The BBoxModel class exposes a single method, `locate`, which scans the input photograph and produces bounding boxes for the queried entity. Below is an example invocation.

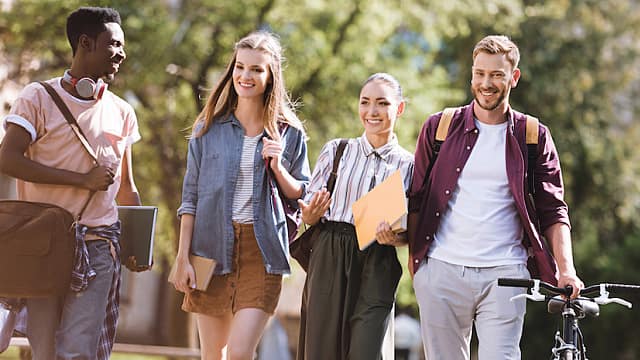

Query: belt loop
[109,241,117,262]
[232,221,240,238]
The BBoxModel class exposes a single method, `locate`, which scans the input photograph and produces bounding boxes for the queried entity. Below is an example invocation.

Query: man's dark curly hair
[66,7,121,55]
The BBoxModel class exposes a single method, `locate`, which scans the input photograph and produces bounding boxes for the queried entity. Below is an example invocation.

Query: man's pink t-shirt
[3,78,140,227]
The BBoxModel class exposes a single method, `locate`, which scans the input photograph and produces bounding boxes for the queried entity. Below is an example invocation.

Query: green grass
[111,355,167,360]
[0,347,169,360]
[0,347,20,359]
[0,346,29,360]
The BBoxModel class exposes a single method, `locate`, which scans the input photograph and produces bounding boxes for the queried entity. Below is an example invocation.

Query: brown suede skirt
[182,222,282,316]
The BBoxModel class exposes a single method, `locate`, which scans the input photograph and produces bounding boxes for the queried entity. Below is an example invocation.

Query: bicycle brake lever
[510,293,545,302]
[611,298,632,308]
[509,279,545,302]
[594,297,632,309]
[592,284,633,308]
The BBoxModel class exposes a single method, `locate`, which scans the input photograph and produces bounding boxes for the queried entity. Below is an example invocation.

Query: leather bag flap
[0,212,55,256]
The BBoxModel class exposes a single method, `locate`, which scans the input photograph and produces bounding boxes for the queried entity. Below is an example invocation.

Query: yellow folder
[352,169,408,250]
[168,254,216,291]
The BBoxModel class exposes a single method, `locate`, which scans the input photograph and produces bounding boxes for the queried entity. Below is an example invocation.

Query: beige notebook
[168,254,216,291]
[352,170,408,250]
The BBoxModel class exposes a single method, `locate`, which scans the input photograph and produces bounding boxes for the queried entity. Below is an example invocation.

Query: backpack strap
[525,115,539,145]
[525,115,539,197]
[326,139,348,194]
[435,107,456,142]
[432,107,456,162]
[418,107,457,193]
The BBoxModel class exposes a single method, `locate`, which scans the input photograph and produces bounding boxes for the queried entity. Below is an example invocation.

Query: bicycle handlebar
[498,278,572,296]
[581,283,640,296]
[497,278,534,288]
[498,278,639,357]
[498,278,640,296]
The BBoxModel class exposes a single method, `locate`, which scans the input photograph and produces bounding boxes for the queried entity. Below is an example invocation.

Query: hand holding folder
[351,170,408,250]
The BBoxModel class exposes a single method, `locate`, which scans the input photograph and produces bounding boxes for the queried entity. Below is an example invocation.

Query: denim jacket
[177,114,310,275]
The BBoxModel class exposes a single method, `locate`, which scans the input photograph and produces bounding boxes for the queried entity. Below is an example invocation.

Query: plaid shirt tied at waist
[71,222,120,292]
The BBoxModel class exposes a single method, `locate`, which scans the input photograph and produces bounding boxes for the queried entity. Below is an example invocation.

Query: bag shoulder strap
[435,107,456,142]
[525,115,539,145]
[326,139,348,195]
[417,107,458,193]
[38,81,98,163]
[522,114,542,240]
[525,114,539,199]
[38,81,97,221]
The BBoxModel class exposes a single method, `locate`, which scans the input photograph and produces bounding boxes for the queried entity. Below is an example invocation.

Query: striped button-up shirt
[306,134,414,224]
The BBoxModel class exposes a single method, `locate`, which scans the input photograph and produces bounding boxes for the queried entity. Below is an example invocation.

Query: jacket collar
[463,100,516,135]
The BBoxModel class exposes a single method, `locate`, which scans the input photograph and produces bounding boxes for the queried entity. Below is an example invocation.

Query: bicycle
[497,277,640,360]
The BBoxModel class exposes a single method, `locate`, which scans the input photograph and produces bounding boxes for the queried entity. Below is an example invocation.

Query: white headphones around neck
[62,70,107,100]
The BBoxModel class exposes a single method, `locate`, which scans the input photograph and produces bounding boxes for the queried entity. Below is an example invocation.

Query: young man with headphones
[0,7,142,360]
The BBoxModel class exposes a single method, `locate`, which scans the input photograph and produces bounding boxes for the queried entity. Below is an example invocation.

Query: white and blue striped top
[232,134,261,223]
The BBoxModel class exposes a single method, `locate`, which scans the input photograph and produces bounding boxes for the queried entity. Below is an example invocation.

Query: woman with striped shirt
[171,31,310,360]
[297,73,414,360]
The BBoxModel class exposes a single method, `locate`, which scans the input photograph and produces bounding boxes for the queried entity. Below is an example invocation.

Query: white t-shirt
[3,78,140,227]
[429,119,527,267]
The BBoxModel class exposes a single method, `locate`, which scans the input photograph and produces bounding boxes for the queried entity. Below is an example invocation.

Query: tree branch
[256,0,276,27]
[191,25,223,112]
[293,1,362,97]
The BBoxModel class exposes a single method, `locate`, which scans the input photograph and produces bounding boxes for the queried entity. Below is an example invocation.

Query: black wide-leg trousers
[297,221,402,360]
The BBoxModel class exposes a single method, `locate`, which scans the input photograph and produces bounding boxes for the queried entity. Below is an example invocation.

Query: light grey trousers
[413,257,530,360]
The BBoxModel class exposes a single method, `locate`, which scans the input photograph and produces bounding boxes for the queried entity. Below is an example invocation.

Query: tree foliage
[2,0,640,356]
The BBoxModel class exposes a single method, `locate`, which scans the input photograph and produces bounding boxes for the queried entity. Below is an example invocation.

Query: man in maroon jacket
[407,35,583,360]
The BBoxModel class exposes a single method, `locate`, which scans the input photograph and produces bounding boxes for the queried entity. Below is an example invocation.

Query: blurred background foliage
[2,0,640,358]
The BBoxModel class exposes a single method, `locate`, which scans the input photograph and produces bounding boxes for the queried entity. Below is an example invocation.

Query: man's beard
[471,85,507,111]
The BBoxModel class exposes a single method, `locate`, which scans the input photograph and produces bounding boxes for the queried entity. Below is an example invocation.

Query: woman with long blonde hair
[171,31,310,360]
